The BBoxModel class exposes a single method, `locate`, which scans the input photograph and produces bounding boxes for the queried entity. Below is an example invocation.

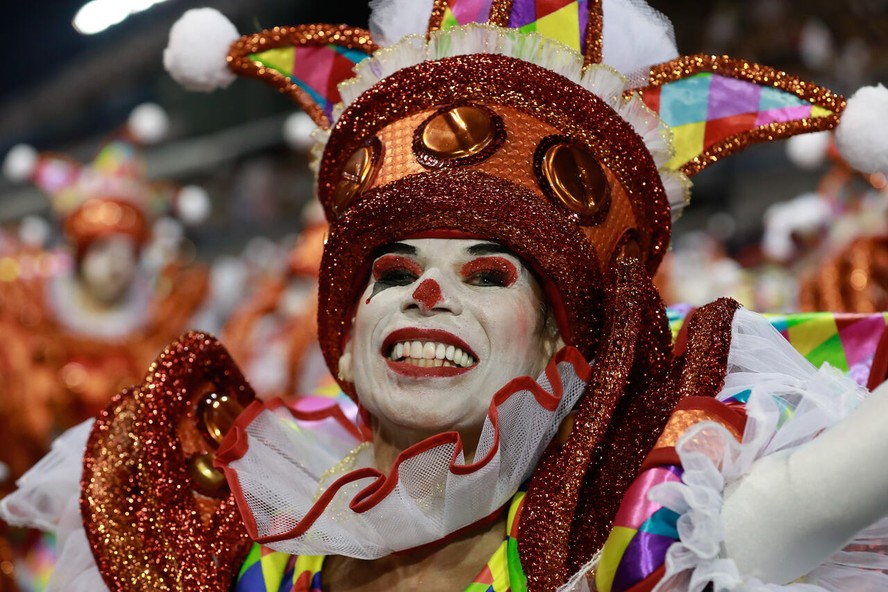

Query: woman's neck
[370,419,482,472]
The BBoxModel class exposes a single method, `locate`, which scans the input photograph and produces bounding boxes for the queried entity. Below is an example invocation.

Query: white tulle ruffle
[219,346,590,559]
[0,420,110,592]
[649,308,888,591]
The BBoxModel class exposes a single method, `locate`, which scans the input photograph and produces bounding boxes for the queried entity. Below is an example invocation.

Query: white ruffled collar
[46,269,155,340]
[216,346,592,559]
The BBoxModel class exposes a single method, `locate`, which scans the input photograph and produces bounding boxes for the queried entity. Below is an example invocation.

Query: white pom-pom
[176,185,211,224]
[283,111,318,151]
[786,131,831,170]
[18,215,51,248]
[762,193,830,261]
[835,84,888,175]
[152,216,184,242]
[163,8,240,92]
[127,103,169,144]
[3,144,38,182]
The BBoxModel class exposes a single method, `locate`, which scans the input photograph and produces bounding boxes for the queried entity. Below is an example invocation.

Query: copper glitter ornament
[189,452,229,497]
[318,55,672,268]
[197,390,247,445]
[82,332,254,591]
[616,236,642,262]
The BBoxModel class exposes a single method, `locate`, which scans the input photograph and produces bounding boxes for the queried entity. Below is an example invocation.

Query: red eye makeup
[372,255,423,282]
[460,256,518,287]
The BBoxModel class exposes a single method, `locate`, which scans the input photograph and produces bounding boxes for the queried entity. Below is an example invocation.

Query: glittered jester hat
[162,0,883,375]
[3,103,210,260]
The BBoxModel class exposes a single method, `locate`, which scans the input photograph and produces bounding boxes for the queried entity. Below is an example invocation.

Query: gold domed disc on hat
[541,143,611,221]
[188,452,228,496]
[331,137,382,216]
[421,105,496,159]
[196,390,244,445]
[413,104,505,169]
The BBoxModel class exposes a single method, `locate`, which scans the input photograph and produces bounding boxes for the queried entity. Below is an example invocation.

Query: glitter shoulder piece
[81,332,256,591]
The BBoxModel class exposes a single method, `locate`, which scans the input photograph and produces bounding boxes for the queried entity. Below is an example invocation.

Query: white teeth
[388,340,476,367]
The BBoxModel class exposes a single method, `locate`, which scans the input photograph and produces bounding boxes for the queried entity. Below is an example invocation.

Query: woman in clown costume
[4,1,888,591]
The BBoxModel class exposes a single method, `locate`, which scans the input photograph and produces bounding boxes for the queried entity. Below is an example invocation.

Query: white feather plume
[601,0,678,77]
[368,0,434,47]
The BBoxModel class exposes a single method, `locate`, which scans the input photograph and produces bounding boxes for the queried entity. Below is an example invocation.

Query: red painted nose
[412,278,443,310]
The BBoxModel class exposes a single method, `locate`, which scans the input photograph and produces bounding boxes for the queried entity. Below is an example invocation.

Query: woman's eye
[460,257,518,288]
[466,269,510,287]
[376,268,418,286]
[372,256,422,288]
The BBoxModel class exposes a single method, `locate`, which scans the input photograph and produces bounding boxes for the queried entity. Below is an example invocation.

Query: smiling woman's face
[340,238,560,438]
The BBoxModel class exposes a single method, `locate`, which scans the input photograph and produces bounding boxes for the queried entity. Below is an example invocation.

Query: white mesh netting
[225,347,590,559]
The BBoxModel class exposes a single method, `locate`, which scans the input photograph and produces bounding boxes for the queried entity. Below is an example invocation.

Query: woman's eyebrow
[373,242,418,257]
[466,243,514,257]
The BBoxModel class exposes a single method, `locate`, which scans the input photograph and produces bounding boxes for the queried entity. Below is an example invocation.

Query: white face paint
[79,235,138,306]
[341,238,559,439]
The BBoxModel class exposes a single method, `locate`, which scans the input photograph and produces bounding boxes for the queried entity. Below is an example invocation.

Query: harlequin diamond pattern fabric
[439,0,589,53]
[641,72,836,171]
[251,44,369,120]
[667,307,888,387]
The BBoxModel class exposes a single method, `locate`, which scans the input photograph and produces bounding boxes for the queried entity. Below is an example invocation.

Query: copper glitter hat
[165,1,845,379]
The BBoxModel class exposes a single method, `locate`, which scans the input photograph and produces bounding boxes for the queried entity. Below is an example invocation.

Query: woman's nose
[403,274,463,315]
[412,278,443,310]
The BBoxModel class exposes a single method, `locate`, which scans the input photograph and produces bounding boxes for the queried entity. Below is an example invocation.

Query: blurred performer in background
[777,128,888,313]
[0,103,212,492]
[222,209,337,400]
